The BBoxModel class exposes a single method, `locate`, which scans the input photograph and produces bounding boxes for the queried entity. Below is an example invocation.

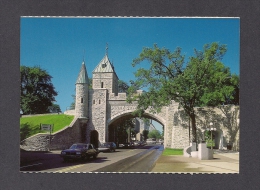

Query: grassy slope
[162,148,183,156]
[20,114,74,140]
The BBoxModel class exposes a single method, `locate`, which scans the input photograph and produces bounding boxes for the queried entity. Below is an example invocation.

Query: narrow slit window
[99,100,101,104]
[93,100,95,104]
[81,98,83,103]
[101,82,104,88]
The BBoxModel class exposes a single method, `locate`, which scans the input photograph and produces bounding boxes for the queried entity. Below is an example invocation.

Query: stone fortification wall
[170,105,240,151]
[20,118,87,151]
[108,101,138,122]
[164,102,177,147]
[109,92,126,100]
[171,113,190,148]
[64,109,75,115]
[87,89,107,143]
[75,83,88,118]
[93,73,118,94]
[20,133,52,151]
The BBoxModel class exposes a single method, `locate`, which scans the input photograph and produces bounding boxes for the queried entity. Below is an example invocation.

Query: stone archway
[107,111,165,144]
[90,130,99,148]
[108,110,166,128]
[203,130,223,149]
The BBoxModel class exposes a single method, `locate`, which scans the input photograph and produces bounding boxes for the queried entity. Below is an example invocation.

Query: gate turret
[75,61,89,119]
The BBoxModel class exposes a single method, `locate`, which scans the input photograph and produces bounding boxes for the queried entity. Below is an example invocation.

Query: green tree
[142,129,149,140]
[117,118,135,143]
[88,78,93,89]
[118,80,130,93]
[21,66,58,114]
[223,74,239,105]
[69,95,76,110]
[127,42,238,143]
[148,129,161,140]
[48,103,61,113]
[20,123,31,141]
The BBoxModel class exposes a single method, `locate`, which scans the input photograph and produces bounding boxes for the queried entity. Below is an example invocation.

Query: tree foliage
[127,42,239,142]
[116,118,135,143]
[217,105,240,150]
[118,80,130,93]
[142,129,149,140]
[69,95,76,110]
[20,66,58,114]
[148,129,162,140]
[48,103,61,113]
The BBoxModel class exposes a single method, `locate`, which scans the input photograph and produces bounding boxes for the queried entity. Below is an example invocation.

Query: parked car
[121,142,134,149]
[118,143,125,148]
[98,142,116,152]
[60,143,99,162]
[159,139,164,144]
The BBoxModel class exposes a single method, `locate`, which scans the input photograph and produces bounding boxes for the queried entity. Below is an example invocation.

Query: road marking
[20,163,43,169]
[55,164,86,172]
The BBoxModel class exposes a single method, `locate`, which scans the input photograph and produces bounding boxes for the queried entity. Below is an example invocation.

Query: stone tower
[92,53,119,94]
[87,52,119,144]
[75,61,89,118]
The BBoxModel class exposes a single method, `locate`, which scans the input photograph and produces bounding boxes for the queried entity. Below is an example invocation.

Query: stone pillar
[198,142,213,160]
[190,142,196,151]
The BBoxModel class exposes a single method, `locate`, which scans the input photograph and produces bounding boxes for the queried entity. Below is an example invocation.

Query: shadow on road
[20,145,162,172]
[20,150,110,171]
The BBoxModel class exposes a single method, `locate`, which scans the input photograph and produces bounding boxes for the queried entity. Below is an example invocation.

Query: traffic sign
[41,124,52,131]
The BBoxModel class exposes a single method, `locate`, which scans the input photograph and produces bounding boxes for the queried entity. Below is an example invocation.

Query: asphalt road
[20,144,163,172]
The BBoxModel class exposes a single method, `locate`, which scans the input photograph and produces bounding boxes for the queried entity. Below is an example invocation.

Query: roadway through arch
[107,111,166,144]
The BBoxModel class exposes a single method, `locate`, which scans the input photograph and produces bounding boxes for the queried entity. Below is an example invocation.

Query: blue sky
[20,17,240,131]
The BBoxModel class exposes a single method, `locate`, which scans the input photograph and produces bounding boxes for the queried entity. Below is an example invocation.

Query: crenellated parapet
[108,92,127,100]
[28,50,239,151]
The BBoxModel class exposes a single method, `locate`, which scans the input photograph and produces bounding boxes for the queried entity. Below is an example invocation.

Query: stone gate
[20,52,239,151]
[70,52,190,149]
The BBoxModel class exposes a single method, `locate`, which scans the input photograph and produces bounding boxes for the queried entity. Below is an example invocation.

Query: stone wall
[20,118,88,151]
[92,73,118,94]
[87,89,107,143]
[20,133,51,151]
[75,83,88,118]
[64,109,75,115]
[109,92,127,100]
[170,105,240,150]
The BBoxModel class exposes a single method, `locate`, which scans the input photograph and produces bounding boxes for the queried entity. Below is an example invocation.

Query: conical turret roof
[92,54,115,73]
[76,61,89,84]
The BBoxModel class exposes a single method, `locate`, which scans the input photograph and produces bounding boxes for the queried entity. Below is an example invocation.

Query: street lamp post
[209,122,216,150]
[202,129,205,143]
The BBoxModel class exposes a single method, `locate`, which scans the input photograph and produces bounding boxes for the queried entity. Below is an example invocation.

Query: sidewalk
[151,151,239,173]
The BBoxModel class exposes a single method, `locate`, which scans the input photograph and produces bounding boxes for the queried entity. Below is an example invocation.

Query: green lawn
[162,148,183,156]
[20,114,74,140]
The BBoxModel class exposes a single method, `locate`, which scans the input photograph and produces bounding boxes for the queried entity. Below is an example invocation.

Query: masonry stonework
[20,54,239,151]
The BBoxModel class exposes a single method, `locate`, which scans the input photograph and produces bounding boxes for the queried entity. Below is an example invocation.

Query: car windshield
[70,144,84,149]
